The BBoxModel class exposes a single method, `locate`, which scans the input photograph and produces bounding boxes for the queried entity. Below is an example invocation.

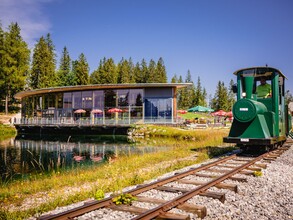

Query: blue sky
[1,0,293,98]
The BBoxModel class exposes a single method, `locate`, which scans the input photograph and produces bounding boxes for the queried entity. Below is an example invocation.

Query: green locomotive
[224,67,292,150]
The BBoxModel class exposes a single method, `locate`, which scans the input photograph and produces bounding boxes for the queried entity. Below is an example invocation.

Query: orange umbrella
[91,109,103,114]
[177,110,187,114]
[212,110,227,117]
[74,109,86,114]
[107,108,123,113]
[226,111,233,117]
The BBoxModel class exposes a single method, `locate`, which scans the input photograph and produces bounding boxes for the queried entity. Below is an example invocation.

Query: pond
[0,134,170,183]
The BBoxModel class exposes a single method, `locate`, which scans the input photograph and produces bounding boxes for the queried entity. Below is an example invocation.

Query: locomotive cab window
[256,76,272,98]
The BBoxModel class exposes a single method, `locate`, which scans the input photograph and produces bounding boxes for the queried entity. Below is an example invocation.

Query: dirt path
[0,113,20,125]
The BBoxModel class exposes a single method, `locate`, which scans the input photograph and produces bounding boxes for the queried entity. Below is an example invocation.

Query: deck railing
[13,117,178,126]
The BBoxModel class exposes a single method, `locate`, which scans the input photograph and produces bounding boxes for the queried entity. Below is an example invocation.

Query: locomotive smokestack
[244,76,254,99]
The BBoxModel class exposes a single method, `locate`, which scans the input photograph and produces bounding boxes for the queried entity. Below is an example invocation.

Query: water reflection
[0,135,169,183]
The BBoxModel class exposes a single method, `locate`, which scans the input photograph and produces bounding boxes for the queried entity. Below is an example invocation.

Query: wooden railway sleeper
[239,170,255,175]
[206,168,228,173]
[232,158,253,162]
[245,166,262,171]
[253,163,267,168]
[110,205,190,220]
[155,186,226,203]
[216,164,237,169]
[177,179,238,193]
[135,196,207,219]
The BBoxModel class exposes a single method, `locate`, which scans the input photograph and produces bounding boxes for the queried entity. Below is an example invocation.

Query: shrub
[112,193,136,205]
[94,189,105,200]
[253,171,262,177]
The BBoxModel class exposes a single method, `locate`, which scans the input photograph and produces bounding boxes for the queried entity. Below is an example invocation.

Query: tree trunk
[5,94,8,115]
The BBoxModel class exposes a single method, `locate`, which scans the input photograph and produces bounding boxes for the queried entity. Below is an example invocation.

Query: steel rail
[132,150,274,220]
[38,154,238,220]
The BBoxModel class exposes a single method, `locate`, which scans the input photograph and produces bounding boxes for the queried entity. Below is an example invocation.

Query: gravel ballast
[37,145,293,220]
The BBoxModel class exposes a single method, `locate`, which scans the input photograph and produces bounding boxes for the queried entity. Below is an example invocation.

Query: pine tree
[128,57,135,83]
[177,75,184,109]
[201,88,207,107]
[185,70,192,83]
[194,76,202,106]
[90,59,102,84]
[171,74,178,83]
[156,57,167,83]
[57,46,71,86]
[0,23,30,114]
[146,59,156,83]
[185,70,196,108]
[140,59,148,83]
[0,23,4,108]
[227,79,236,110]
[193,76,207,107]
[117,58,130,83]
[133,62,143,83]
[211,81,229,111]
[74,53,89,85]
[178,71,196,109]
[99,58,117,84]
[68,60,78,86]
[30,34,56,89]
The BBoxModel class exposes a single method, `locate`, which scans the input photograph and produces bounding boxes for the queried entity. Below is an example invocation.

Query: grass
[131,124,229,141]
[178,112,213,121]
[0,127,233,219]
[0,113,17,141]
[0,124,16,141]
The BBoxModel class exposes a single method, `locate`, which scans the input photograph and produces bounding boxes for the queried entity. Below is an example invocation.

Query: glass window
[56,93,63,109]
[93,90,104,110]
[62,109,72,118]
[72,92,82,109]
[22,97,33,117]
[44,94,55,109]
[33,96,42,110]
[82,91,93,109]
[63,93,72,109]
[33,96,42,117]
[129,89,143,106]
[145,98,158,119]
[145,98,172,122]
[118,89,129,107]
[129,106,143,123]
[104,90,117,108]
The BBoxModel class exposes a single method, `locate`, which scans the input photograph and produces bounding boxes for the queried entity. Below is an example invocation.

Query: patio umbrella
[188,106,214,112]
[91,109,103,114]
[226,111,233,117]
[74,109,86,114]
[177,110,187,114]
[107,108,123,113]
[212,110,227,117]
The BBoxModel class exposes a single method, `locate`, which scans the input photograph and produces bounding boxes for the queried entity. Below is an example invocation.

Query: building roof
[14,83,192,99]
[233,66,287,79]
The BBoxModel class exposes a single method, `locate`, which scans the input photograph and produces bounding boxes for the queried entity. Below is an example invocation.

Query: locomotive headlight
[242,92,246,98]
[233,99,267,122]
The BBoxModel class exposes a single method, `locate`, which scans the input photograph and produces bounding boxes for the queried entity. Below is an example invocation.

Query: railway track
[38,146,290,220]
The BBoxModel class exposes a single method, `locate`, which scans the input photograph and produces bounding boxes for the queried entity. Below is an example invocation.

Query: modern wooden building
[14,83,190,135]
